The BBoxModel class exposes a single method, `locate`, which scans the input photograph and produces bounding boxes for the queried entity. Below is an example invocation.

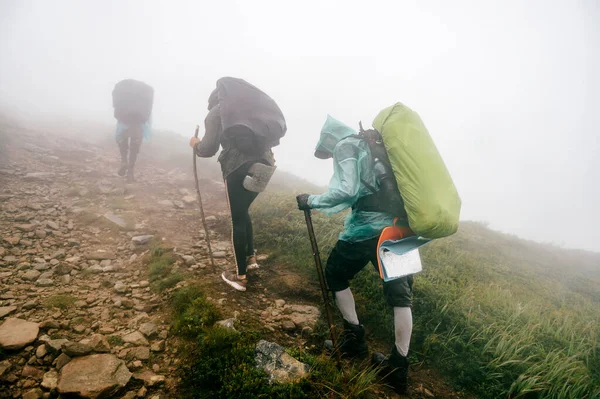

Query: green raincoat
[308,116,394,242]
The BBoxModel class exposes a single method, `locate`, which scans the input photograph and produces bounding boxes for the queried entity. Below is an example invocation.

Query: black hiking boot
[372,346,409,395]
[324,320,368,359]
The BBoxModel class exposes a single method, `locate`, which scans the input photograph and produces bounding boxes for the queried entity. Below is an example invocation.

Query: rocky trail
[0,128,324,399]
[0,126,468,399]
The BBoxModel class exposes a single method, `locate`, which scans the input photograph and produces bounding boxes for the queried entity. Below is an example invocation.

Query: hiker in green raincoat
[296,116,414,394]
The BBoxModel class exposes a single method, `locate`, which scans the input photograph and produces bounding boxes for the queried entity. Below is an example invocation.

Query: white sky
[1,0,599,251]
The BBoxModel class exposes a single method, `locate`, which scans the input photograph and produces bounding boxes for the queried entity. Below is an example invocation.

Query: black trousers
[325,237,414,307]
[225,162,260,275]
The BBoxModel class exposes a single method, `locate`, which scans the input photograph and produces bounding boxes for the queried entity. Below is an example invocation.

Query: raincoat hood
[314,115,357,159]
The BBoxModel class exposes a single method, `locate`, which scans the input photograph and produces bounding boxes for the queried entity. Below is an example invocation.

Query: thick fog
[1,0,598,252]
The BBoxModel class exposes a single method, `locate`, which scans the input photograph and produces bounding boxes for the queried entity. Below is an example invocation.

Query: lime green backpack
[372,103,461,238]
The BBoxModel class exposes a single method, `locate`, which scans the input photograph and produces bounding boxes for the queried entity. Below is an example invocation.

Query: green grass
[250,192,600,399]
[169,284,383,398]
[147,245,183,291]
[43,294,77,310]
[107,335,125,347]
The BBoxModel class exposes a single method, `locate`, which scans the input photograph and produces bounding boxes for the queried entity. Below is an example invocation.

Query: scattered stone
[22,300,37,310]
[46,339,70,353]
[281,320,296,332]
[0,359,11,377]
[216,318,236,331]
[62,341,93,357]
[15,223,36,232]
[22,388,44,399]
[119,346,150,361]
[182,195,196,205]
[88,334,111,353]
[36,344,48,358]
[86,250,116,260]
[138,386,148,397]
[55,353,71,371]
[35,229,47,239]
[23,172,55,180]
[150,341,165,353]
[0,305,17,319]
[122,331,149,346]
[275,299,286,308]
[46,221,59,230]
[39,320,60,330]
[133,370,166,387]
[138,323,158,338]
[213,251,227,258]
[157,200,174,207]
[57,354,132,398]
[255,340,308,384]
[55,262,73,275]
[132,235,154,245]
[22,270,41,281]
[139,280,149,288]
[0,318,39,350]
[114,281,129,294]
[181,255,195,265]
[36,278,54,287]
[22,365,45,379]
[41,370,59,390]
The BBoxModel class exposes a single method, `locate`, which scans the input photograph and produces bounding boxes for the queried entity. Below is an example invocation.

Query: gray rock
[46,221,59,230]
[41,369,59,390]
[132,370,166,387]
[157,200,174,207]
[150,341,165,352]
[122,331,149,346]
[0,318,39,350]
[36,278,54,287]
[88,334,111,353]
[0,305,17,319]
[86,250,116,260]
[281,320,296,332]
[132,235,154,245]
[15,223,36,232]
[55,353,71,370]
[255,340,309,384]
[46,339,70,353]
[57,354,132,398]
[119,346,150,360]
[0,359,11,377]
[182,195,196,205]
[55,262,73,275]
[138,323,158,338]
[36,344,48,358]
[181,255,195,265]
[114,281,129,294]
[216,318,236,331]
[213,251,227,259]
[62,341,93,357]
[22,269,41,281]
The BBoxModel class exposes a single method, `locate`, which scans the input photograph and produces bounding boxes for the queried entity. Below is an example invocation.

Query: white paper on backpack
[378,247,423,281]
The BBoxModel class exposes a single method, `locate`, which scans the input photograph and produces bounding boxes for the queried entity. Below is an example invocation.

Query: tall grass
[251,192,600,399]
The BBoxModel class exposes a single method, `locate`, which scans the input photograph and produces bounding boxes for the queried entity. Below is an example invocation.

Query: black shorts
[325,237,413,307]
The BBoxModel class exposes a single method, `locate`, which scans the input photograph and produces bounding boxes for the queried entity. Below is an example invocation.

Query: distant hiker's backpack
[214,77,286,155]
[370,103,461,239]
[112,79,154,125]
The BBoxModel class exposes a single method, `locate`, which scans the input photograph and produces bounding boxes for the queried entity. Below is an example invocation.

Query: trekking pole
[192,125,216,272]
[303,209,343,368]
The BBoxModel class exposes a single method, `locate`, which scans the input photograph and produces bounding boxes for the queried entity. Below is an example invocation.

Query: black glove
[296,194,311,210]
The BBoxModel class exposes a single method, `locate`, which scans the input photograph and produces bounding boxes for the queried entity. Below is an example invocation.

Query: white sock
[335,288,360,325]
[394,307,413,357]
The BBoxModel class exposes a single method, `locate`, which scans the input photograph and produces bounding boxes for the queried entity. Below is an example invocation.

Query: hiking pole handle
[192,125,216,272]
[303,209,342,367]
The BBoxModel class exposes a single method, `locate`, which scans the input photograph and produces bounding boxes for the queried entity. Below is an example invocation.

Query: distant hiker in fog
[189,77,286,292]
[296,116,414,395]
[112,79,154,182]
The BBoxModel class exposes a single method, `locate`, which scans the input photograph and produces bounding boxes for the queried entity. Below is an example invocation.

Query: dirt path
[0,128,470,399]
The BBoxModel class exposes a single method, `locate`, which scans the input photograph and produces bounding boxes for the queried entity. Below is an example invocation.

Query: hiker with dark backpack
[112,79,154,183]
[296,107,460,394]
[189,77,286,292]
